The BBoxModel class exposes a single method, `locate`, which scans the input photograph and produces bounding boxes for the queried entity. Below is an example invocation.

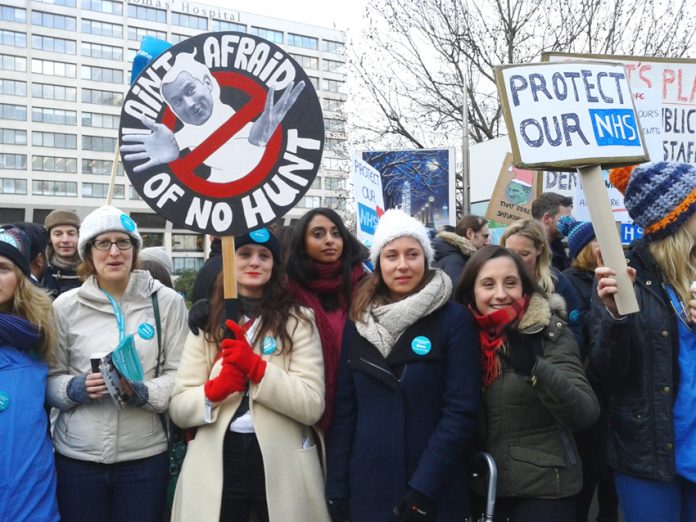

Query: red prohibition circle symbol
[161,71,283,199]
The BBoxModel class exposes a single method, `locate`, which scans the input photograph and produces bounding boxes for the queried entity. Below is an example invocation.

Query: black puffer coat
[589,238,679,481]
[432,231,477,287]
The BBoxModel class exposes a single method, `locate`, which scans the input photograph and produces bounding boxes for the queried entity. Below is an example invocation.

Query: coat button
[556,322,562,328]
[664,386,671,393]
[661,330,669,337]
[646,280,652,286]
[549,332,555,337]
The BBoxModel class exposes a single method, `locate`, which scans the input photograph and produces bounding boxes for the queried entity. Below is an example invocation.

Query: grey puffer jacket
[481,293,599,499]
[48,271,188,463]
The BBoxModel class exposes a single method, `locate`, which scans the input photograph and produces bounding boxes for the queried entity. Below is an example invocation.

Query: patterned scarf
[470,295,529,386]
[0,313,41,352]
[287,260,364,434]
[356,270,452,359]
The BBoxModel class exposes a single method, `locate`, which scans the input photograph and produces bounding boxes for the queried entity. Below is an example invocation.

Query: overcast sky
[207,0,369,34]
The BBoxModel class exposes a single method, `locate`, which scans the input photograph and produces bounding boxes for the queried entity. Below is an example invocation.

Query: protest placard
[496,61,645,314]
[544,52,696,164]
[496,61,649,170]
[351,155,385,247]
[485,153,539,225]
[119,32,324,236]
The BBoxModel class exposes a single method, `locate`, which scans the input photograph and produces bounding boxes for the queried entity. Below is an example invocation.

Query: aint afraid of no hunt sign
[119,32,324,235]
[496,61,649,170]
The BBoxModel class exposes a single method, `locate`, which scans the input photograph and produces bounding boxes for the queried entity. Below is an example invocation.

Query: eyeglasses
[92,238,134,251]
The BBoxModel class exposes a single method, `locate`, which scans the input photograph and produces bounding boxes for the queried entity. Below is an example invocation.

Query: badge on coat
[262,336,277,355]
[411,336,432,356]
[0,391,9,412]
[138,323,156,340]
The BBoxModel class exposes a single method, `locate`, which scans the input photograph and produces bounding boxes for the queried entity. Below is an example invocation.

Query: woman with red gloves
[169,229,329,522]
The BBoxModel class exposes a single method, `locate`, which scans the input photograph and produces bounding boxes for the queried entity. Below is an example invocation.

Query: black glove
[188,299,210,335]
[394,489,436,521]
[503,327,540,376]
[327,498,349,522]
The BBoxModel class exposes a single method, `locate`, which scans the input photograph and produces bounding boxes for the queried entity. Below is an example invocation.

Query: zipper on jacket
[358,357,400,383]
[554,467,561,496]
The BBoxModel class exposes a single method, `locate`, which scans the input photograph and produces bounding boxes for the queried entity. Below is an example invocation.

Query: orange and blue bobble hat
[609,162,696,241]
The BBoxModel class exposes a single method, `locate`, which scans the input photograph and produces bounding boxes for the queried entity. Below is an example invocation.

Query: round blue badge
[120,213,136,232]
[138,323,155,340]
[0,391,9,412]
[262,336,277,355]
[569,309,581,324]
[250,228,270,243]
[411,336,432,356]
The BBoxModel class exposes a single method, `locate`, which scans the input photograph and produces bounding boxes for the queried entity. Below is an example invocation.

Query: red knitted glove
[204,363,247,402]
[221,319,267,383]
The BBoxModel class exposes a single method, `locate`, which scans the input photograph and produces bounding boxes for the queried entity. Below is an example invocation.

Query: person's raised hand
[594,245,636,318]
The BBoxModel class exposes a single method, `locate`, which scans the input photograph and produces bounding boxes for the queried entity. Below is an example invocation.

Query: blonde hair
[571,241,599,272]
[5,265,56,363]
[648,227,696,307]
[501,219,556,293]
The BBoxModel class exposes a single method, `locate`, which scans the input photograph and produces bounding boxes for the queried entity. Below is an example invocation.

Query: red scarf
[470,295,529,386]
[287,260,364,434]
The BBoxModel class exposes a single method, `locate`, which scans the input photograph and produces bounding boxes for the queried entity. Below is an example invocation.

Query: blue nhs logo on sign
[589,109,641,147]
[359,203,379,235]
[620,223,643,245]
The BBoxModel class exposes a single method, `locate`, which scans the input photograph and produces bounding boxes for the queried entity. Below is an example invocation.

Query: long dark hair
[205,251,310,353]
[285,208,364,310]
[454,246,545,309]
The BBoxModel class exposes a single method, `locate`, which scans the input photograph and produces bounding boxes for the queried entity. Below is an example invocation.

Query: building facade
[0,0,348,272]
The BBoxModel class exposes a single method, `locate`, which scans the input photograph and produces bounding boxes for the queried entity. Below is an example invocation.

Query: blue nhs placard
[359,203,379,236]
[620,223,643,245]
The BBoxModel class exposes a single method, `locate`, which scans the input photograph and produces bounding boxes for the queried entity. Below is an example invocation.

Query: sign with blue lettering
[351,155,385,247]
[495,61,649,170]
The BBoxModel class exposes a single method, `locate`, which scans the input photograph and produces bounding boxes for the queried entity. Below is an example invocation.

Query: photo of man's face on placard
[119,32,324,235]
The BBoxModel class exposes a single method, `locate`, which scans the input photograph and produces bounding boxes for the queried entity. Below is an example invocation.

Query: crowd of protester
[2,161,696,522]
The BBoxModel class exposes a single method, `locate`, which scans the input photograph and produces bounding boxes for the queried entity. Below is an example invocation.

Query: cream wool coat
[169,311,330,522]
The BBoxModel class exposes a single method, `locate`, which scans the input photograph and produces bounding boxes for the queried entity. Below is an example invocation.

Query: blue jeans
[614,471,696,522]
[55,452,168,522]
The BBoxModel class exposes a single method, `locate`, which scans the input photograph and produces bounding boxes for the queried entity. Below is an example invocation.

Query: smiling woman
[326,209,481,521]
[47,205,189,522]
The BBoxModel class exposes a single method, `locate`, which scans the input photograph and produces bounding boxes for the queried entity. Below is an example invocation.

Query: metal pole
[462,72,470,216]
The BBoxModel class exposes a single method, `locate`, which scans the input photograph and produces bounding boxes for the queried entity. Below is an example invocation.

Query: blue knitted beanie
[610,162,696,240]
[557,216,596,260]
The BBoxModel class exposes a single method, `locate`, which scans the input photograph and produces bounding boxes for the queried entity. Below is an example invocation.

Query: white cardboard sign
[496,61,649,170]
[351,155,385,247]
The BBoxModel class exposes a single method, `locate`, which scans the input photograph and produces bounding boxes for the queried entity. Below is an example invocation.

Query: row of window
[0,133,116,151]
[2,31,124,60]
[0,5,345,53]
[1,105,119,128]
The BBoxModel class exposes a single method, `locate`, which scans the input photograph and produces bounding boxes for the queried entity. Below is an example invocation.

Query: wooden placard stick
[221,236,239,327]
[578,165,639,315]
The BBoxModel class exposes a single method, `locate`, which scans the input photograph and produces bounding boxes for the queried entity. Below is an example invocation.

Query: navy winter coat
[326,301,481,521]
[589,239,680,481]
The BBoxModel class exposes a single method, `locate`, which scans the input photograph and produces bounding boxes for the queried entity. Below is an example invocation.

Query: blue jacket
[0,345,59,521]
[326,301,481,520]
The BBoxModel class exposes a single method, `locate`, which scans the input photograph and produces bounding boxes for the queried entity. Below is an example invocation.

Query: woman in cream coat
[169,229,329,522]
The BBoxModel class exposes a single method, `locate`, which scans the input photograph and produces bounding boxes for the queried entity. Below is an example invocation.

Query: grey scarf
[356,269,452,358]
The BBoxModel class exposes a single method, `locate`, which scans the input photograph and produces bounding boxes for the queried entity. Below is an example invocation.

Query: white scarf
[356,270,452,359]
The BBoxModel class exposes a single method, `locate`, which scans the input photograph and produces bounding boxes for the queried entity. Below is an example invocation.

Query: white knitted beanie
[78,205,143,259]
[369,208,434,267]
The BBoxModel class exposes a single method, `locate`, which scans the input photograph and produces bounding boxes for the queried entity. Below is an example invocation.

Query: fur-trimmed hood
[433,231,477,259]
[518,292,567,333]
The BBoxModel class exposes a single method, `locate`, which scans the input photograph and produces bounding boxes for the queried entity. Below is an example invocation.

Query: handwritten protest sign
[351,156,385,247]
[544,53,696,165]
[496,61,649,170]
[496,60,642,314]
[485,153,539,225]
[119,32,324,236]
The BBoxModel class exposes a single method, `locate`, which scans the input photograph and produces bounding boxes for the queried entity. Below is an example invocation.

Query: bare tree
[349,0,696,213]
